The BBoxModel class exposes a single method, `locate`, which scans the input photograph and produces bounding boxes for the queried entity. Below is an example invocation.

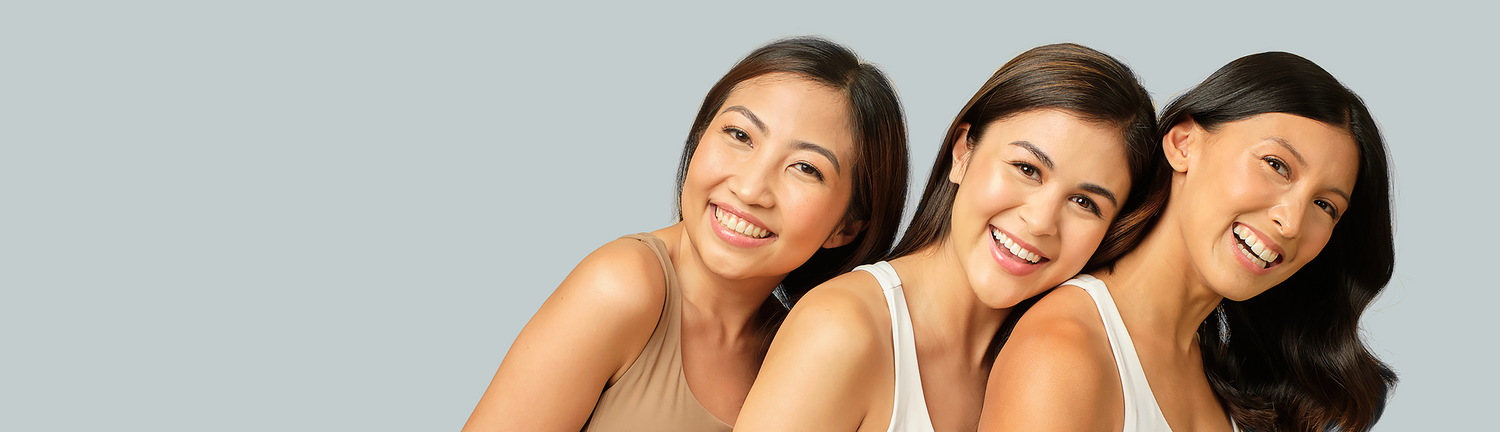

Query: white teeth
[1232,224,1280,266]
[991,227,1041,264]
[714,207,770,239]
[1238,243,1267,268]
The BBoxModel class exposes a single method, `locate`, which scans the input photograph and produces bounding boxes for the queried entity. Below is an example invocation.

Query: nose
[1268,197,1304,239]
[1018,197,1059,237]
[726,153,777,208]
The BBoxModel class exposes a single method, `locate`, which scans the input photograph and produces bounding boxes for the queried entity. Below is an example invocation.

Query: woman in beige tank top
[461,37,911,432]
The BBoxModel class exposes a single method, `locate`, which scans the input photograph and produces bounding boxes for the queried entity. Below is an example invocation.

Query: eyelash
[1264,156,1290,178]
[1070,196,1102,217]
[792,162,825,182]
[1314,199,1339,219]
[723,126,752,145]
[1012,162,1041,182]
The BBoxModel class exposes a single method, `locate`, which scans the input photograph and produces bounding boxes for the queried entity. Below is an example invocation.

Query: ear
[823,219,867,249]
[948,123,974,184]
[1162,118,1200,173]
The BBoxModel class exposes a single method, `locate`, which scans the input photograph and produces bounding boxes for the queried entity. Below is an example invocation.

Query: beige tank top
[581,233,733,432]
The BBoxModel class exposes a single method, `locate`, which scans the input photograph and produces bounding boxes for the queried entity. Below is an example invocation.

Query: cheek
[684,145,732,190]
[785,189,848,234]
[1293,225,1336,264]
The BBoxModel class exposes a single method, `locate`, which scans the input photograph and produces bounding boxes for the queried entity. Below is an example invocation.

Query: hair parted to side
[673,36,909,307]
[1158,52,1397,432]
[889,43,1160,273]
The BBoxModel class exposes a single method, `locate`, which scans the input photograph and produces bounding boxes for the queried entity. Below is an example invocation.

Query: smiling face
[947,109,1132,309]
[679,73,860,282]
[1166,112,1360,300]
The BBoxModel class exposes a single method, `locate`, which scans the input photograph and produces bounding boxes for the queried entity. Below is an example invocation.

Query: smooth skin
[736,110,1131,432]
[980,113,1359,432]
[462,74,865,432]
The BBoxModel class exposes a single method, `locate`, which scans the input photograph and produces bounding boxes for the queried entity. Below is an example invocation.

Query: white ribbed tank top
[1064,274,1238,432]
[854,261,936,432]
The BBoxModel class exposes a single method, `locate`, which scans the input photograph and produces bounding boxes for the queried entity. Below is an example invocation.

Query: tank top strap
[1060,274,1170,432]
[621,232,682,314]
[583,233,730,431]
[854,261,935,432]
[854,261,902,292]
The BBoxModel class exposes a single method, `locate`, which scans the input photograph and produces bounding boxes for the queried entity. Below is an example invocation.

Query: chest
[680,325,764,425]
[1136,347,1234,432]
[916,352,987,432]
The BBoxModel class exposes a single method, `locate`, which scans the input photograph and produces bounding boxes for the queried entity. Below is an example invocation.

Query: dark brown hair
[889,43,1159,273]
[674,36,909,307]
[1157,52,1396,432]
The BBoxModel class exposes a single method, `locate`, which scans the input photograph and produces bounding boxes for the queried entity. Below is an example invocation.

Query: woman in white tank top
[981,52,1397,432]
[734,44,1163,432]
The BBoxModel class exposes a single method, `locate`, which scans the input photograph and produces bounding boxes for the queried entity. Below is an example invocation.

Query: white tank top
[1063,274,1238,432]
[854,261,936,432]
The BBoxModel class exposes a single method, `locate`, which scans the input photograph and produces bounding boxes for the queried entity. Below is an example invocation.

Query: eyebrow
[1080,183,1119,208]
[795,142,842,173]
[1266,137,1308,167]
[1010,141,1054,170]
[722,106,767,133]
[1329,187,1351,204]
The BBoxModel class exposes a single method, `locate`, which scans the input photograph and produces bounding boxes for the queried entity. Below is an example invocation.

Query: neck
[891,241,1010,367]
[658,224,780,339]
[1095,212,1222,353]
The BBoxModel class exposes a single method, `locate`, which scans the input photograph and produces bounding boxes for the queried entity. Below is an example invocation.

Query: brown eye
[1013,162,1041,181]
[1070,195,1102,217]
[791,162,825,182]
[1264,156,1290,178]
[1314,199,1339,219]
[723,127,751,145]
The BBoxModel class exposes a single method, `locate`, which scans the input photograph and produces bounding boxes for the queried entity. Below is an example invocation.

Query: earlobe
[1162,119,1198,173]
[823,219,867,249]
[949,124,974,184]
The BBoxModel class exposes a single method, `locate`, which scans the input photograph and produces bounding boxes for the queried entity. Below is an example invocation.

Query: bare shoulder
[735,271,892,431]
[462,237,674,432]
[551,237,668,319]
[779,270,891,353]
[980,285,1121,431]
[512,237,670,369]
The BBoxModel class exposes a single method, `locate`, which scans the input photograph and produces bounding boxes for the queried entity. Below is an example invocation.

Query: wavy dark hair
[1157,52,1397,432]
[673,36,910,310]
[890,43,1159,273]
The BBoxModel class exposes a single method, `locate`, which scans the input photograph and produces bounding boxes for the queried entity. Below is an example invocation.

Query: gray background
[3,1,1492,430]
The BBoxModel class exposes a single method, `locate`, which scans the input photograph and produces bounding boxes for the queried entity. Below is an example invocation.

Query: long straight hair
[674,36,910,312]
[890,43,1159,272]
[1158,52,1397,432]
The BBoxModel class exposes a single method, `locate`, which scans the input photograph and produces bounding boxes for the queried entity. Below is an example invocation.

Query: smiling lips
[715,206,773,239]
[1232,223,1282,268]
[991,227,1047,264]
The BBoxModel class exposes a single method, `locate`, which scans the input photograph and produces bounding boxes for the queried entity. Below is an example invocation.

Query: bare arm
[979,287,1122,432]
[462,239,666,432]
[734,273,890,432]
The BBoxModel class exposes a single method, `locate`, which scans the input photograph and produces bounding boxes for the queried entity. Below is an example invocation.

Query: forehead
[718,73,855,149]
[981,109,1133,185]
